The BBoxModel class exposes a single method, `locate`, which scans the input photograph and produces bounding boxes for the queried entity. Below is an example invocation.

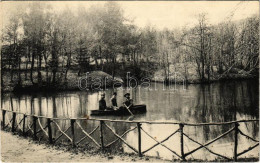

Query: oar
[124,104,134,116]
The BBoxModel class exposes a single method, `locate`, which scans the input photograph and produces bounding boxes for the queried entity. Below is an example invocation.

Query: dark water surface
[1,79,259,160]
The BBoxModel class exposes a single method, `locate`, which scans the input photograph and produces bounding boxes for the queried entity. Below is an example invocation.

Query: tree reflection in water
[1,79,258,160]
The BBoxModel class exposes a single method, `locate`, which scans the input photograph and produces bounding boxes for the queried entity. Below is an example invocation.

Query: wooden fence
[1,109,259,161]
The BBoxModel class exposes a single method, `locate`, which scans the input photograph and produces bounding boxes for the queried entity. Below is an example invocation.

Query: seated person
[110,92,118,110]
[123,93,133,108]
[99,93,107,110]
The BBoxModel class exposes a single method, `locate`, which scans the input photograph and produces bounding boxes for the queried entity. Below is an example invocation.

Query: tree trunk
[99,45,103,71]
[18,58,22,86]
[37,51,42,85]
[52,71,56,84]
[64,50,72,81]
[30,52,35,84]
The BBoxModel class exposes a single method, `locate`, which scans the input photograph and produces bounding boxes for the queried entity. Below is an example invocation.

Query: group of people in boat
[99,92,133,111]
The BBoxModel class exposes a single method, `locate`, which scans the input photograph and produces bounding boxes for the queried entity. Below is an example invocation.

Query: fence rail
[1,109,259,161]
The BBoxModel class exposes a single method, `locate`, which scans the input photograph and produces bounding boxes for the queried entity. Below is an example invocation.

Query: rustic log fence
[1,109,259,161]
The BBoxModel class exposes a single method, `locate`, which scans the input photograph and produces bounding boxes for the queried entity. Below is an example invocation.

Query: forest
[1,2,259,92]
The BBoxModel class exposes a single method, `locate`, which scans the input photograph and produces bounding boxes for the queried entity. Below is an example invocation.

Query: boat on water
[90,105,147,116]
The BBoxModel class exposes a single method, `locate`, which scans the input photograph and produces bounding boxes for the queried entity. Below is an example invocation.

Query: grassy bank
[2,70,123,92]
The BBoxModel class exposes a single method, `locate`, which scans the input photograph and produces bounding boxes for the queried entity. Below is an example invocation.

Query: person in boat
[110,92,118,110]
[99,93,107,110]
[123,93,133,108]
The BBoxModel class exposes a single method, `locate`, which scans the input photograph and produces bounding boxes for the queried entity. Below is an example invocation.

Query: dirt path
[1,131,166,162]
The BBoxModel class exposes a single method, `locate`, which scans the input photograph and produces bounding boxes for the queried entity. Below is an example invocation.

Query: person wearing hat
[110,92,118,110]
[99,93,107,110]
[123,93,133,107]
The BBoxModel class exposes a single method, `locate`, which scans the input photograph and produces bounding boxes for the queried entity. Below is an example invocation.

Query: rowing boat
[90,105,147,116]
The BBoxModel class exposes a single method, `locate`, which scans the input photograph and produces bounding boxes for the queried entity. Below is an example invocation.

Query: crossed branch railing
[1,109,259,161]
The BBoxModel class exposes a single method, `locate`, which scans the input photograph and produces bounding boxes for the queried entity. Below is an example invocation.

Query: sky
[0,1,259,30]
[119,1,259,29]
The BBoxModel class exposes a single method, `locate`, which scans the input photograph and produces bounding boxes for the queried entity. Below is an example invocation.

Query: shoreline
[2,66,258,93]
[0,131,167,162]
[2,75,258,94]
[1,130,258,162]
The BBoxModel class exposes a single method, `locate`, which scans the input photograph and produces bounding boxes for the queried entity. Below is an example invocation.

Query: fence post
[2,110,6,129]
[99,120,104,150]
[234,122,239,161]
[22,115,27,135]
[179,123,186,161]
[71,119,76,147]
[33,116,37,140]
[137,122,142,157]
[47,118,53,144]
[11,112,16,133]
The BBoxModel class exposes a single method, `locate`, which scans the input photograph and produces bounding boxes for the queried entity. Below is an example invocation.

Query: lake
[1,79,259,160]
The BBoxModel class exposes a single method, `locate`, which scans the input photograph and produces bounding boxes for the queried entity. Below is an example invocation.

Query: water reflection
[1,79,259,160]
